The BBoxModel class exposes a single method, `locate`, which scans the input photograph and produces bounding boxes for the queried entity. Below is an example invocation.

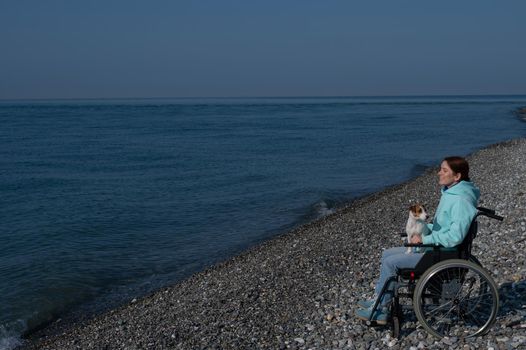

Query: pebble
[294,337,305,345]
[386,339,397,347]
[442,336,458,345]
[22,138,526,350]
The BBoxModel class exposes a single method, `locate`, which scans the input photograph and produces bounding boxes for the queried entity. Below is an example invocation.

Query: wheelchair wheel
[413,259,499,338]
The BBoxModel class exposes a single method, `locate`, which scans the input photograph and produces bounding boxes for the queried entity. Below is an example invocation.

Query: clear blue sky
[1,1,525,99]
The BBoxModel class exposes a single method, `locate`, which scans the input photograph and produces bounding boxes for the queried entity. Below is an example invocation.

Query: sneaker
[357,294,378,309]
[355,307,389,325]
[357,299,375,309]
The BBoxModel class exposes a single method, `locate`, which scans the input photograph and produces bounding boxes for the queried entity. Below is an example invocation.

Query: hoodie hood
[441,180,480,206]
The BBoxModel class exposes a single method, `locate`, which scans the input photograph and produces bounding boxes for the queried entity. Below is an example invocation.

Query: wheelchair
[365,207,504,339]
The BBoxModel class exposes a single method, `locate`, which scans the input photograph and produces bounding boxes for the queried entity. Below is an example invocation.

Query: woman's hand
[410,235,423,244]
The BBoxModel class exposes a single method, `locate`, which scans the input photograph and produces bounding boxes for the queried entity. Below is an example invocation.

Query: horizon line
[2,93,526,102]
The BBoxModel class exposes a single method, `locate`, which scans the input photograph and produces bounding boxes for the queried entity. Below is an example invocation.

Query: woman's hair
[443,156,470,181]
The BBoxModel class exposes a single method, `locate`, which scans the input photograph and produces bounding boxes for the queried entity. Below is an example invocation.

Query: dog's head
[409,203,429,221]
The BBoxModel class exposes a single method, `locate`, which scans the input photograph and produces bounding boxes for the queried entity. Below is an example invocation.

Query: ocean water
[1,96,526,347]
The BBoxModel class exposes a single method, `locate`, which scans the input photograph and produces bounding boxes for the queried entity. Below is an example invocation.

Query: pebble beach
[24,138,526,350]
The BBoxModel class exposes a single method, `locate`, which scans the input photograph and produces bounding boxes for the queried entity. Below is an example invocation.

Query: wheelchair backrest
[457,219,477,259]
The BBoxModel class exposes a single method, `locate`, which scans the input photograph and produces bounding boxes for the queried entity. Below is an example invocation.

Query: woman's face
[438,161,461,187]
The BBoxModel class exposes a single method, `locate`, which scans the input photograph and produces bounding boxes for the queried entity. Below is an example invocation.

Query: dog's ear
[409,204,417,212]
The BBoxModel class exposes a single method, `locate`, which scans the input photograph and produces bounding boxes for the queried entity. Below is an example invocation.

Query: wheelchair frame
[366,207,504,339]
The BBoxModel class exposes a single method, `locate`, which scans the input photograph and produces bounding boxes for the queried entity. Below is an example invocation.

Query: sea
[1,95,526,348]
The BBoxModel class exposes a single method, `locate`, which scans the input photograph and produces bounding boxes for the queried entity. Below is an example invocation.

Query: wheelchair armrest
[404,243,442,249]
[477,207,495,215]
[477,212,504,221]
[476,207,504,221]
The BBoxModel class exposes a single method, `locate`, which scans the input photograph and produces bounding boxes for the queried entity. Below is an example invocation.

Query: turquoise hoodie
[422,180,480,248]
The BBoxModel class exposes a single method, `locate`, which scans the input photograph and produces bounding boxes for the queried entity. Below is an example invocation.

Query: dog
[405,203,430,253]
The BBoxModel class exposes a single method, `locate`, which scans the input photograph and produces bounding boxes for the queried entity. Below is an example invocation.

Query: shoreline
[23,138,526,349]
[18,156,440,343]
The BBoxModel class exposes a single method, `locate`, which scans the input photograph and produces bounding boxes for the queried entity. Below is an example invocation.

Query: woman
[355,156,480,324]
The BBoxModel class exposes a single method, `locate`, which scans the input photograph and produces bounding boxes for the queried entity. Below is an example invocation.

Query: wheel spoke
[463,298,494,307]
[460,308,485,327]
[425,300,454,315]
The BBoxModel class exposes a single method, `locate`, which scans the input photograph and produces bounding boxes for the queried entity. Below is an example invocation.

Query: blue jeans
[374,247,424,306]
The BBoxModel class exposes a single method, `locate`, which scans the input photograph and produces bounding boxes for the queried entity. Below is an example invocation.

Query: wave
[313,200,337,218]
[0,321,24,350]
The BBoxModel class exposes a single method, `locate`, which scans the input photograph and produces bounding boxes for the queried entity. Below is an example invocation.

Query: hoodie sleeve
[422,199,477,248]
